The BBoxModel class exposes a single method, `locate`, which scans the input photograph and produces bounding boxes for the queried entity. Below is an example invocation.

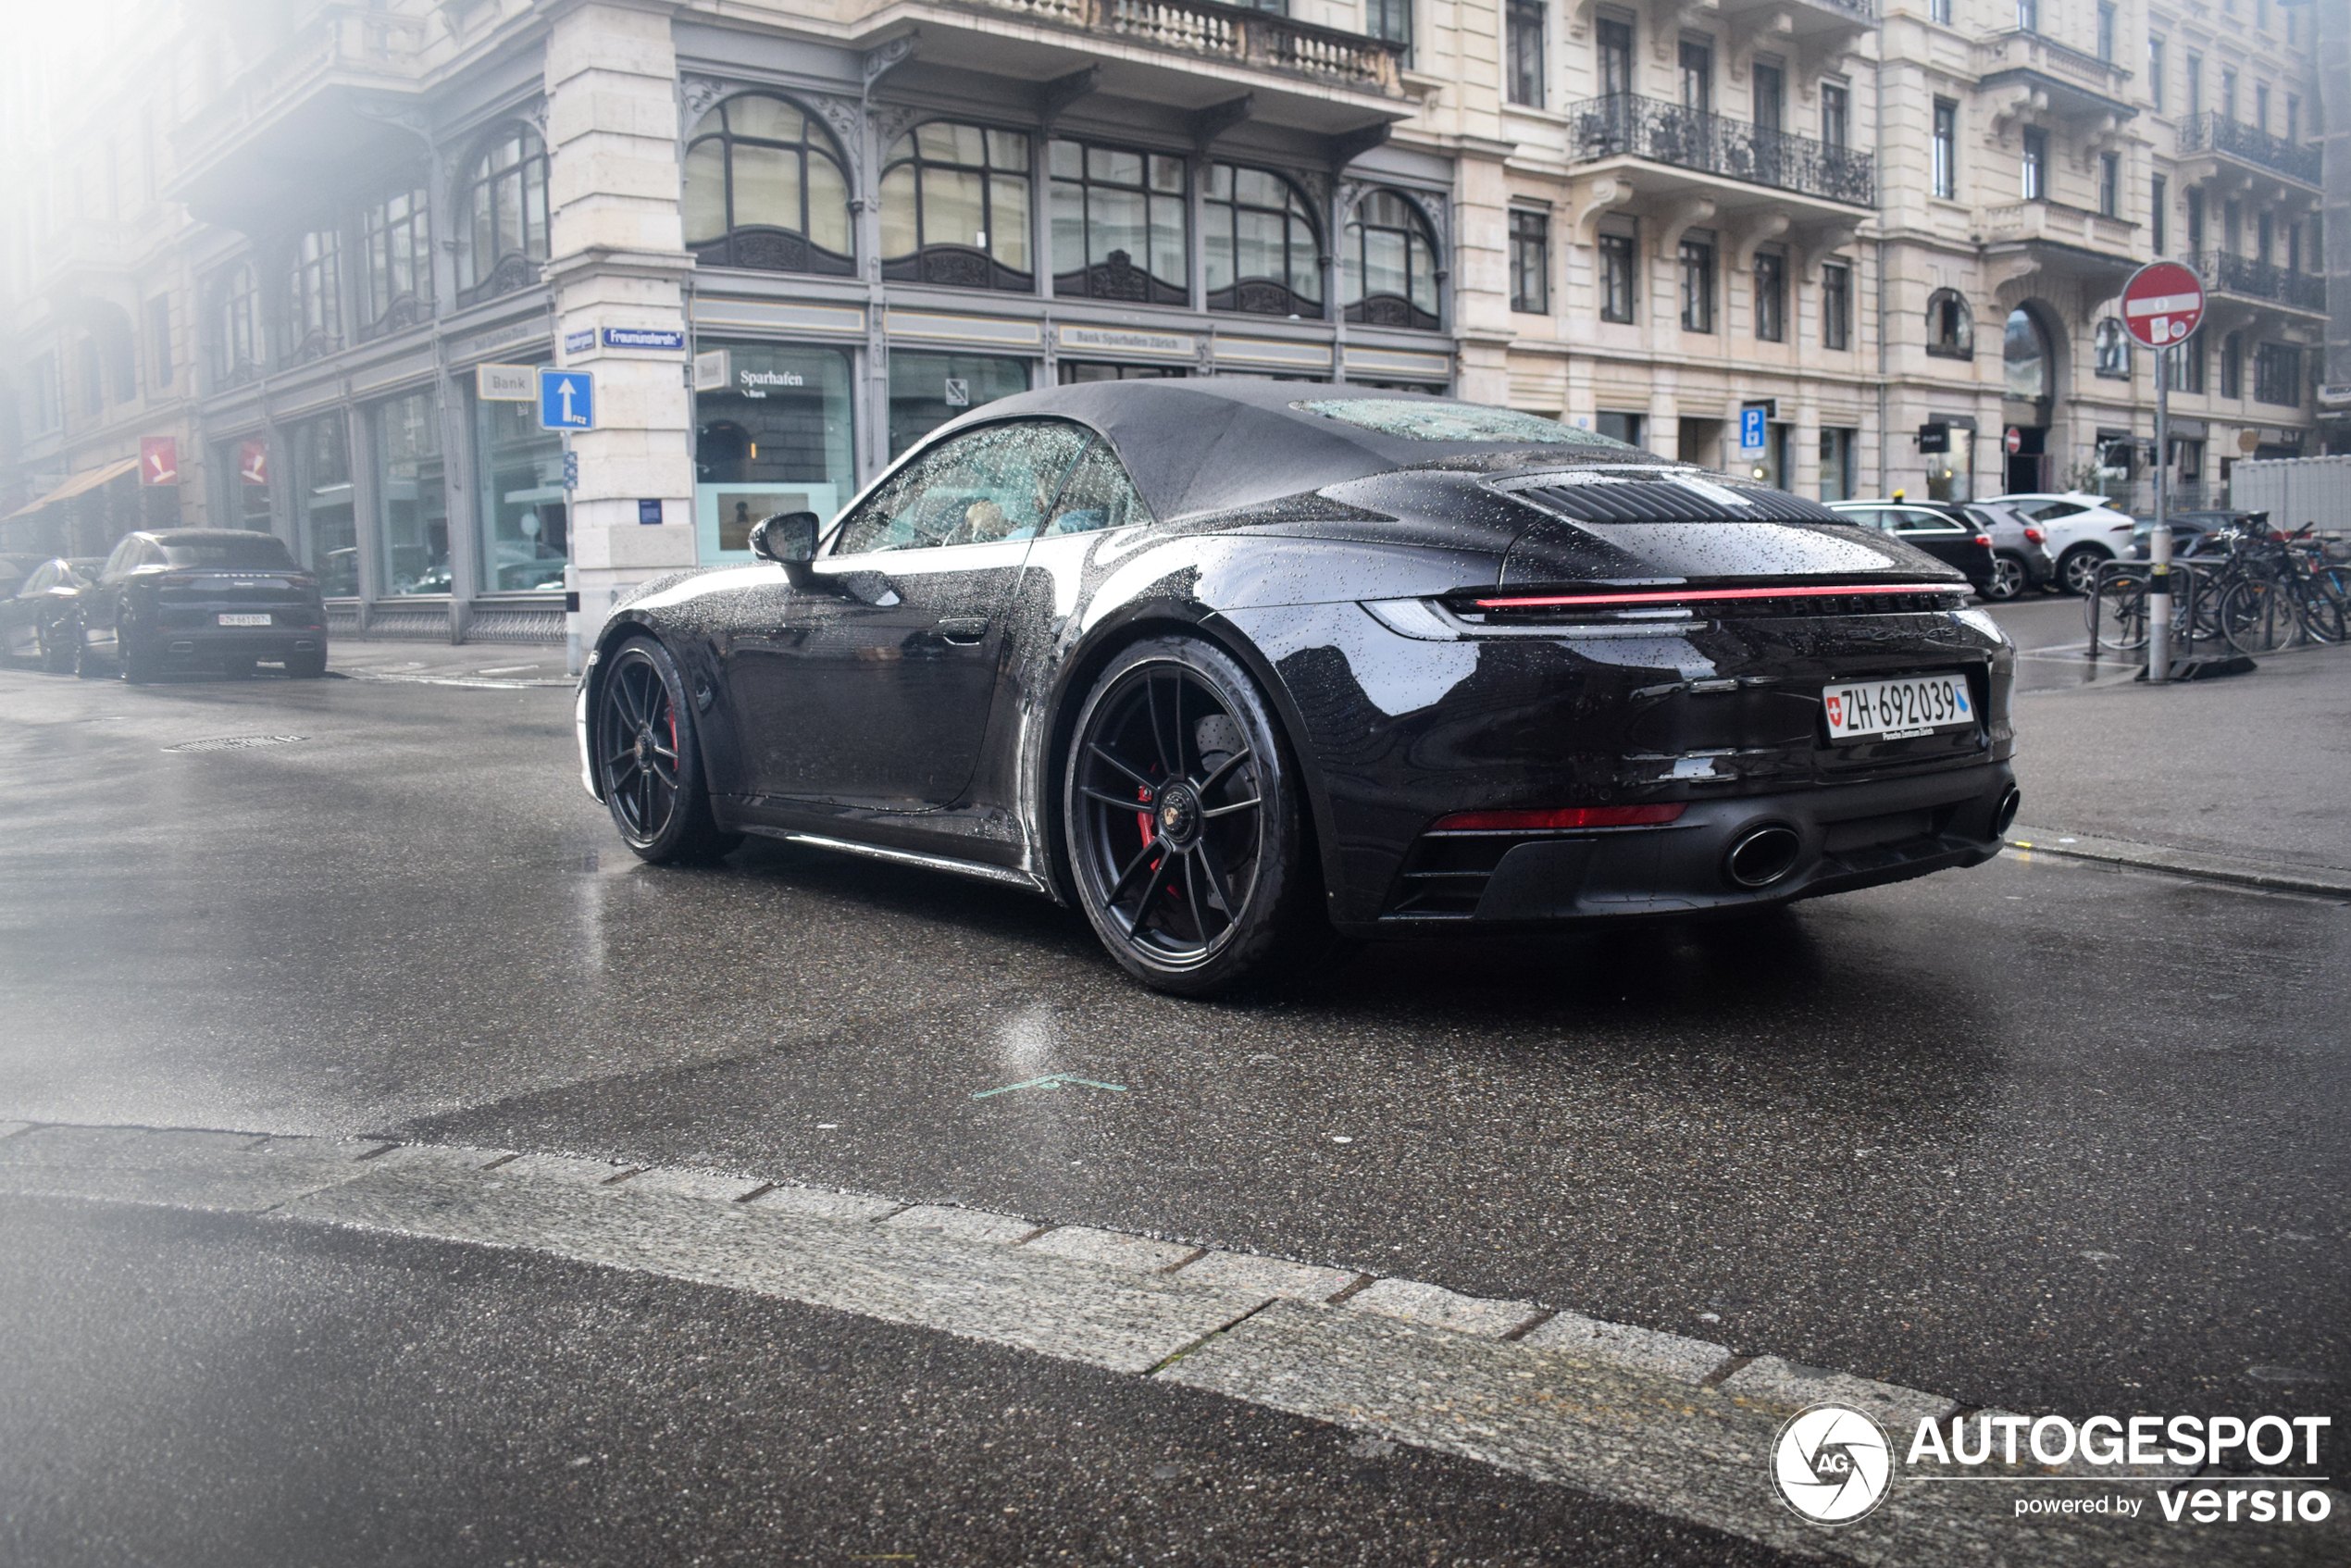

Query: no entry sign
[2121,261,2205,349]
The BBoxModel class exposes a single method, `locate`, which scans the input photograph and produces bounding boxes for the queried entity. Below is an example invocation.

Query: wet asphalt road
[0,621,2345,1556]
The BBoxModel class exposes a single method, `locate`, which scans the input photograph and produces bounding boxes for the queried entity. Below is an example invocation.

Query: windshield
[160,536,298,569]
[1291,400,1636,448]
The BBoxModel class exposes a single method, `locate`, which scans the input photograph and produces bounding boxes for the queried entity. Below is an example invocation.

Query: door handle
[935,616,989,645]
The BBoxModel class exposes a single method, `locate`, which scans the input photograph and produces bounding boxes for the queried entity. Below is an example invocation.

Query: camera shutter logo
[1772,1403,1892,1524]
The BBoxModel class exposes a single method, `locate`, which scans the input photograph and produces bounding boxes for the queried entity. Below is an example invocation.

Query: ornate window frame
[683,93,855,276]
[1341,187,1441,332]
[879,121,1035,293]
[455,123,550,307]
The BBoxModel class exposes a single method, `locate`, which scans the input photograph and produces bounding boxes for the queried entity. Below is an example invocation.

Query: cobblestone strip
[0,1124,2337,1567]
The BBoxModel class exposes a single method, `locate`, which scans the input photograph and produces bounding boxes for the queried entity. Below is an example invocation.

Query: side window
[1041,438,1156,536]
[1834,507,1885,530]
[831,420,1090,555]
[101,538,143,579]
[19,564,55,595]
[1894,509,1965,534]
[2027,500,2084,521]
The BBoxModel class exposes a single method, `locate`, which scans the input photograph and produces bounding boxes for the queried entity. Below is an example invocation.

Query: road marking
[0,1124,2337,1566]
[971,1074,1127,1098]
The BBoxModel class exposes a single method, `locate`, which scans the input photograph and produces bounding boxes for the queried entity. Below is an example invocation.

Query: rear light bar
[1432,804,1686,832]
[1470,582,1959,610]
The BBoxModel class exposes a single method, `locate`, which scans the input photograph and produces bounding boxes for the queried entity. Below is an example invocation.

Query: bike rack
[2084,556,2213,661]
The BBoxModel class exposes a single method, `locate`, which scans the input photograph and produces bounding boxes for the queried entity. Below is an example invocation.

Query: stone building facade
[0,0,2334,641]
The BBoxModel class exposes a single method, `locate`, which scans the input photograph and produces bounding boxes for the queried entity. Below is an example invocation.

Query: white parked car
[1994,492,2139,595]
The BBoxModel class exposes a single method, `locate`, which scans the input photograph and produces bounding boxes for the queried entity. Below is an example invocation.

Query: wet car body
[3,557,101,668]
[580,381,2015,962]
[77,529,328,678]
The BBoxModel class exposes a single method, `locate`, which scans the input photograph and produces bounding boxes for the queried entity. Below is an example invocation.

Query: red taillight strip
[1472,582,1959,609]
[1432,804,1686,832]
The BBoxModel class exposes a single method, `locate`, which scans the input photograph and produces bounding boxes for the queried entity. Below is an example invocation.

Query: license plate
[218,613,271,627]
[1822,673,1973,741]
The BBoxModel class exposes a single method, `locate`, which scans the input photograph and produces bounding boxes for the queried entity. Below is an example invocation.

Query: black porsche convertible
[578,380,2017,994]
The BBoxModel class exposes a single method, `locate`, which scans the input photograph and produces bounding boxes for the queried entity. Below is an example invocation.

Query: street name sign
[2121,261,2206,350]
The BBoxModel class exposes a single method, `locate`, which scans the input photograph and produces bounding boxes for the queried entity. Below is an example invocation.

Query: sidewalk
[328,637,572,689]
[2008,641,2351,890]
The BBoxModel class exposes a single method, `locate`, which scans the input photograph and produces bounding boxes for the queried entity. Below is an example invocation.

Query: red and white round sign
[2121,261,2206,350]
[2004,427,2023,455]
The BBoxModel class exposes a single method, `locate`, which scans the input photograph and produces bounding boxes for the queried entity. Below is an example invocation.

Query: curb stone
[2006,826,2351,899]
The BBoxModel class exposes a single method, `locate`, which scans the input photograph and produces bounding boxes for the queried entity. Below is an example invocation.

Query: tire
[286,649,328,679]
[2094,568,2150,650]
[2290,580,2346,644]
[36,617,75,674]
[1063,635,1325,997]
[73,632,107,679]
[594,636,741,863]
[2057,547,2109,597]
[1984,553,2028,602]
[118,624,158,684]
[2220,579,2292,654]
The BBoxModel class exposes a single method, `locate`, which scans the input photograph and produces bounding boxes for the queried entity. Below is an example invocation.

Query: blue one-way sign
[539,367,595,431]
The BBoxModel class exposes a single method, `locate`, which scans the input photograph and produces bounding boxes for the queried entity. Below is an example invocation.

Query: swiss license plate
[1822,673,1973,741]
[218,613,271,627]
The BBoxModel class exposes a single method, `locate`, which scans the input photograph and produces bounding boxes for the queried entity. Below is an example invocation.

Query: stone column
[542,0,696,644]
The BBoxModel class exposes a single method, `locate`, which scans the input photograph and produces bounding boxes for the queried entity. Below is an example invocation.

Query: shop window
[360,185,432,336]
[456,125,549,306]
[2093,317,2132,379]
[1059,362,1188,383]
[292,413,356,597]
[1677,235,1714,333]
[682,94,853,276]
[1050,142,1188,305]
[1510,210,1549,314]
[1205,164,1321,317]
[374,389,448,597]
[475,375,569,591]
[888,352,1030,458]
[285,229,342,364]
[1341,189,1440,331]
[214,260,264,385]
[880,123,1033,293]
[691,342,857,563]
[1818,427,1857,502]
[1752,250,1785,342]
[1927,289,1973,357]
[215,434,272,531]
[1598,229,1636,322]
[1822,261,1851,350]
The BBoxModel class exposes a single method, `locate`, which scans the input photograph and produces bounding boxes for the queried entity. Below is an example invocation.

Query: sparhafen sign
[1775,1405,2333,1531]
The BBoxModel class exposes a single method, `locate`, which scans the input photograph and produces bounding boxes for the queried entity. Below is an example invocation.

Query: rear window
[1292,400,1635,448]
[159,536,297,569]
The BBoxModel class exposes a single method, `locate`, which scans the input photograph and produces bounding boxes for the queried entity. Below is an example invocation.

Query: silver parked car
[1962,500,2057,601]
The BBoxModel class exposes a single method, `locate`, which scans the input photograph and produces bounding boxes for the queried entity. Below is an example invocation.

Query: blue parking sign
[1739,406,1766,452]
[539,368,595,431]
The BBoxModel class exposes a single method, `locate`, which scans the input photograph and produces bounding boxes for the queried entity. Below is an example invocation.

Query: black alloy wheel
[595,636,740,863]
[1064,637,1321,995]
[118,621,158,684]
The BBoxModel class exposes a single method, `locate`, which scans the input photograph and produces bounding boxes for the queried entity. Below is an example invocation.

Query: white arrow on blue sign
[538,367,595,431]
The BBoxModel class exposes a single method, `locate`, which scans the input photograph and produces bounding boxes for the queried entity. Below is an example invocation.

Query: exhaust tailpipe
[1724,825,1802,889]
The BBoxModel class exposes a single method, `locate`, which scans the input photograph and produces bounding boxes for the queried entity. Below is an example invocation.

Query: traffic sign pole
[2119,261,2206,686]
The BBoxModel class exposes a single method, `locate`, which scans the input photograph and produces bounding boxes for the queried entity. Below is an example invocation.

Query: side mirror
[750,511,819,566]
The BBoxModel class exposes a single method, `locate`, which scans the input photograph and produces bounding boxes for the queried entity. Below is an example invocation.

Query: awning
[5,455,140,519]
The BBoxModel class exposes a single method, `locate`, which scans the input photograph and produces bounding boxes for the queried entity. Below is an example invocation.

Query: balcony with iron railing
[2192,251,2328,315]
[1566,94,1874,207]
[952,0,1408,95]
[2176,114,2323,188]
[172,3,424,179]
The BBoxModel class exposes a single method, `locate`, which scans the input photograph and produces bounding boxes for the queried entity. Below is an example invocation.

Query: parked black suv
[1825,500,1999,597]
[76,529,328,680]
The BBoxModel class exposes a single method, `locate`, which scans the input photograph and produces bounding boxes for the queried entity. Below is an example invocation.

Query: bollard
[2148,521,2172,682]
[564,562,583,678]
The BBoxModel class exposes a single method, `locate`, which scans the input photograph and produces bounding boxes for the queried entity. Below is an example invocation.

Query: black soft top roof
[921,379,1685,523]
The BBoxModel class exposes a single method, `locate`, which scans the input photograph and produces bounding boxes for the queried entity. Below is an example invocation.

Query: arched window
[1925,288,1973,358]
[361,183,432,336]
[1341,189,1439,330]
[285,229,342,363]
[1206,164,1322,317]
[880,123,1032,292]
[457,125,550,305]
[2004,305,2053,402]
[1050,141,1188,305]
[682,94,852,275]
[2093,317,2132,379]
[215,261,264,384]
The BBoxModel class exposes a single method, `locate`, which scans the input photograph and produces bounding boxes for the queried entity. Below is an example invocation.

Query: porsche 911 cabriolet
[578,380,2018,995]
